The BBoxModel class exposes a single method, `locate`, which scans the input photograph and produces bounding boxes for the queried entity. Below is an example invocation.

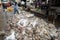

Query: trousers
[14,9,19,14]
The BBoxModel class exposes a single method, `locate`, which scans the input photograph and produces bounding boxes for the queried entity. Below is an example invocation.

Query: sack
[7,7,13,12]
[21,1,25,5]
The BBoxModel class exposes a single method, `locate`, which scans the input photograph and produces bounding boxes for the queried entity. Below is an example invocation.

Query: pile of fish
[5,10,58,40]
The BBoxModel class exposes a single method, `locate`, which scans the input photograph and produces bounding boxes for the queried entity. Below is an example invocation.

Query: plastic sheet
[17,19,29,27]
[4,29,17,40]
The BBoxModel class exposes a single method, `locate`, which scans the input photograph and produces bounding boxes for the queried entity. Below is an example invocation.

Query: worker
[14,2,19,14]
[2,3,7,9]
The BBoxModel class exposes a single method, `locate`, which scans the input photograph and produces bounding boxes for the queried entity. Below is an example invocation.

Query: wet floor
[0,9,4,31]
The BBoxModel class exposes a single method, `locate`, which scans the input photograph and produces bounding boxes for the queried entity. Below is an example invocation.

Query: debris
[5,10,58,40]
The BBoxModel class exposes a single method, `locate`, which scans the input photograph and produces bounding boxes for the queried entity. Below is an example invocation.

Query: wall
[0,0,1,3]
[15,0,21,3]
